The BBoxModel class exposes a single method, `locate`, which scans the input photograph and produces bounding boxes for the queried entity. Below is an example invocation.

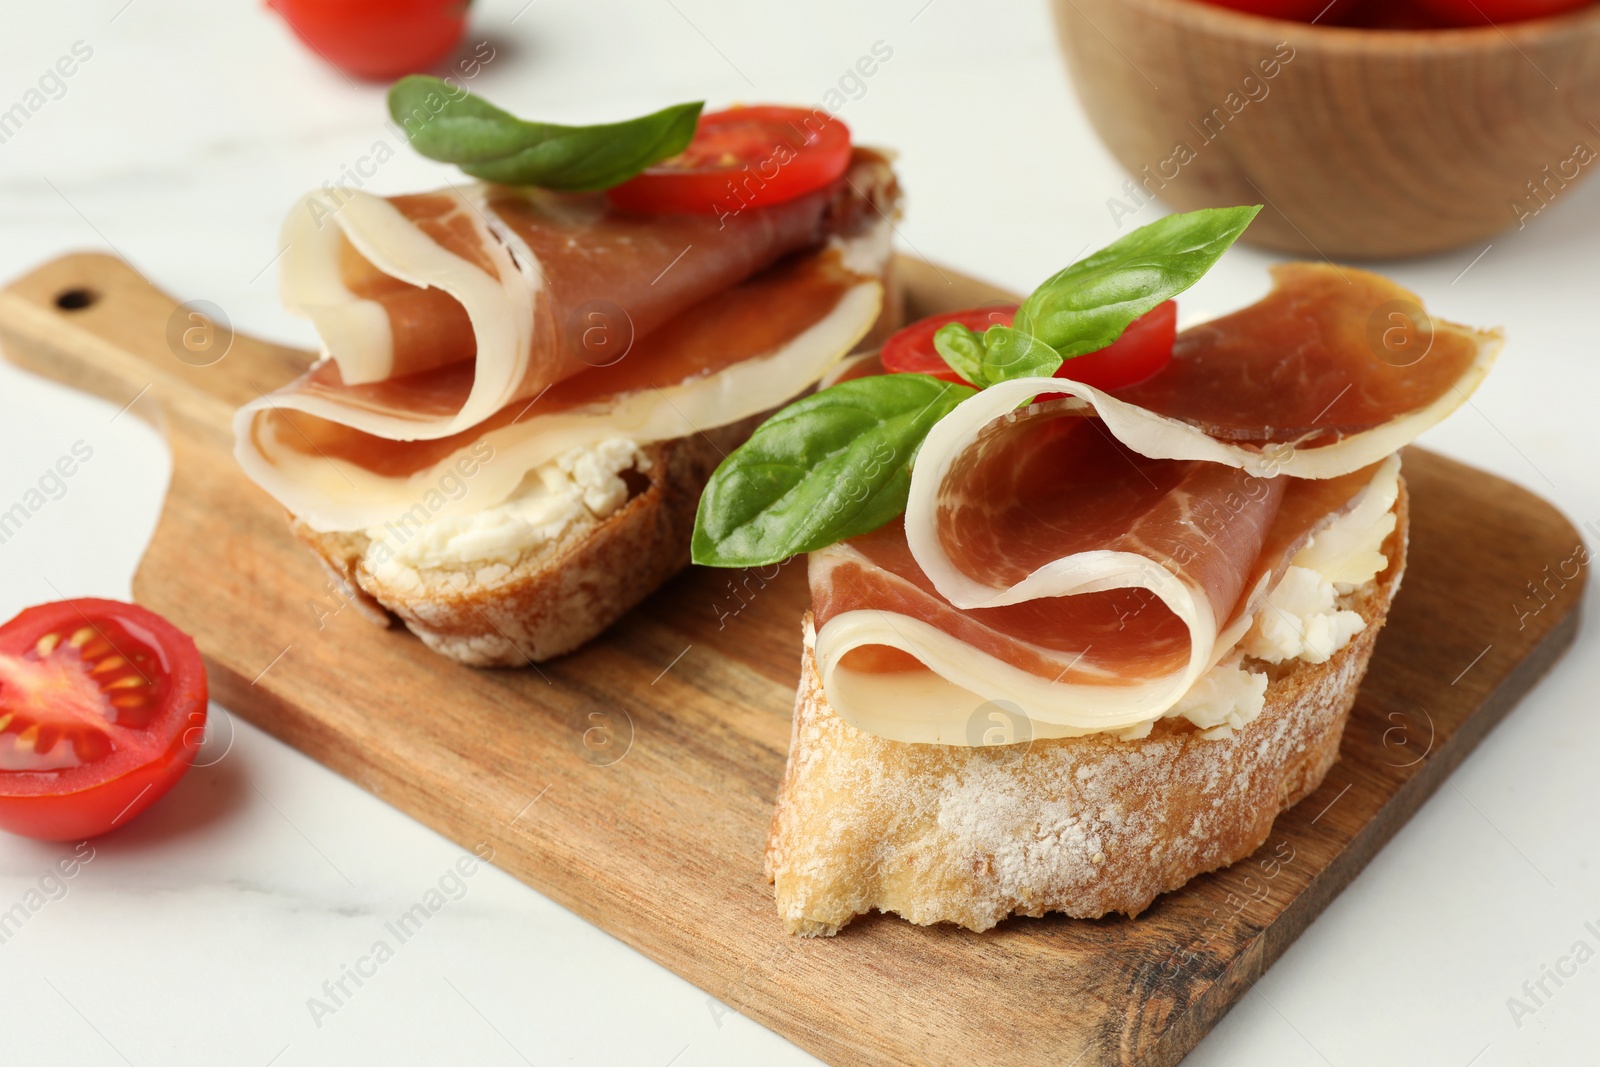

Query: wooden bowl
[1051,0,1600,258]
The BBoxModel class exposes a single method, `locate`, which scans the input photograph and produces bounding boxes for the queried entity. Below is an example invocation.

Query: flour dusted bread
[765,484,1408,935]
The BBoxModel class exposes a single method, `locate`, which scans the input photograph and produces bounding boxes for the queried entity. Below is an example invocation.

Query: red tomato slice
[606,106,853,216]
[267,0,469,82]
[0,600,206,841]
[1059,299,1178,390]
[880,306,1019,383]
[1411,0,1593,24]
[878,301,1177,391]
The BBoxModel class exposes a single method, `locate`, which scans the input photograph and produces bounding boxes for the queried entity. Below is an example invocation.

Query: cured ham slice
[812,265,1493,742]
[926,264,1499,482]
[237,152,898,532]
[240,222,892,532]
[260,150,897,440]
[812,417,1393,741]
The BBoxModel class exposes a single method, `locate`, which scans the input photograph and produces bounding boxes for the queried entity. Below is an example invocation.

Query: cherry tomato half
[879,301,1178,391]
[268,0,470,82]
[1410,0,1594,24]
[880,306,1019,384]
[606,106,853,215]
[1061,299,1178,390]
[0,600,207,840]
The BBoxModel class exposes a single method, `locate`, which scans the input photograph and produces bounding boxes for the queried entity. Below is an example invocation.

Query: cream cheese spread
[1184,455,1402,738]
[362,437,646,584]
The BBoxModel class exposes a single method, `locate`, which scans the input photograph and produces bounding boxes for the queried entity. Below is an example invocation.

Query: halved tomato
[0,599,206,840]
[880,306,1020,383]
[1057,299,1178,390]
[879,300,1178,391]
[606,105,853,215]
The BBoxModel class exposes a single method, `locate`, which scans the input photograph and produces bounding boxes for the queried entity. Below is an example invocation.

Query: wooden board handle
[0,253,314,430]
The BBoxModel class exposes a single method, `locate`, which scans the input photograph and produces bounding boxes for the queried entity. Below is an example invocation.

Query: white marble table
[1,1,1596,1063]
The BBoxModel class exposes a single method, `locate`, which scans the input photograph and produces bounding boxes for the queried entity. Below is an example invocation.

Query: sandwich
[234,81,901,665]
[692,206,1501,935]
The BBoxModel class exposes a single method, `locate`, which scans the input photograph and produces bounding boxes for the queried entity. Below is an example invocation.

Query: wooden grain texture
[1052,0,1600,259]
[0,252,1586,1066]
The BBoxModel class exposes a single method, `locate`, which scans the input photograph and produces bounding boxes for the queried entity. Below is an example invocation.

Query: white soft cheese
[1170,661,1270,739]
[1240,566,1368,666]
[363,438,646,583]
[1241,458,1400,665]
[1182,458,1401,736]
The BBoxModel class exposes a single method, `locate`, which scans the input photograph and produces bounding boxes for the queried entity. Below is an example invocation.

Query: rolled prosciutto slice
[922,264,1500,482]
[251,149,896,440]
[236,151,899,532]
[811,266,1500,741]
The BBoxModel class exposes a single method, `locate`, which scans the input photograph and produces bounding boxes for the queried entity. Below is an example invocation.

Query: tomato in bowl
[0,599,207,840]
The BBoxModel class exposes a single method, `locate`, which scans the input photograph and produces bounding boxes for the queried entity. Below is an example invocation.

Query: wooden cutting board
[0,252,1585,1067]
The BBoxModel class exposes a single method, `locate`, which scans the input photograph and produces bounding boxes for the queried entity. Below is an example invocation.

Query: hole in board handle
[55,288,99,311]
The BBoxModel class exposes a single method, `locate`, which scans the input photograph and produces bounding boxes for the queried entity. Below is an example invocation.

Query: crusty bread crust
[764,482,1410,936]
[293,415,761,666]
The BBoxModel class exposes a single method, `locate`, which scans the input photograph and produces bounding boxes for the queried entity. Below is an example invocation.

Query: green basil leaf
[1018,204,1261,360]
[931,323,985,386]
[388,76,703,191]
[975,324,1064,385]
[691,374,977,567]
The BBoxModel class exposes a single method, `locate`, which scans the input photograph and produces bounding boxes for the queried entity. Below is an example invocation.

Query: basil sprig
[691,375,975,567]
[388,76,702,191]
[933,204,1262,388]
[691,205,1261,566]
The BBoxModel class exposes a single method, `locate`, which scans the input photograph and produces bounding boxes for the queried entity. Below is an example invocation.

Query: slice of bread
[292,414,762,666]
[764,482,1409,935]
[289,266,905,668]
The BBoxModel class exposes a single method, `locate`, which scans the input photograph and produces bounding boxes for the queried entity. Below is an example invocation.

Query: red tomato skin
[1411,0,1594,23]
[605,107,853,216]
[879,302,1177,392]
[1197,0,1334,18]
[0,600,208,841]
[1057,300,1178,391]
[1194,0,1377,21]
[268,0,469,81]
[880,306,1019,383]
[0,728,201,841]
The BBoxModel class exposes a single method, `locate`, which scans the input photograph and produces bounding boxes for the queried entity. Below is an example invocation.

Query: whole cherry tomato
[1410,0,1594,24]
[268,0,470,82]
[1196,0,1338,18]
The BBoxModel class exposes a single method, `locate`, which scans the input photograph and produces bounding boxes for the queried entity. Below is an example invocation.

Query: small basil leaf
[976,325,1064,385]
[389,76,703,191]
[931,323,985,386]
[1020,204,1261,360]
[692,374,977,567]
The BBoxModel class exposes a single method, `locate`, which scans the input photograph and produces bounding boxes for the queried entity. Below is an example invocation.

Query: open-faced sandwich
[234,79,901,665]
[693,206,1501,935]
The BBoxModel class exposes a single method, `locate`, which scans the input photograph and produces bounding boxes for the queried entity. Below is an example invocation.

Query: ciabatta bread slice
[765,483,1409,935]
[292,414,758,666]
[289,268,904,667]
